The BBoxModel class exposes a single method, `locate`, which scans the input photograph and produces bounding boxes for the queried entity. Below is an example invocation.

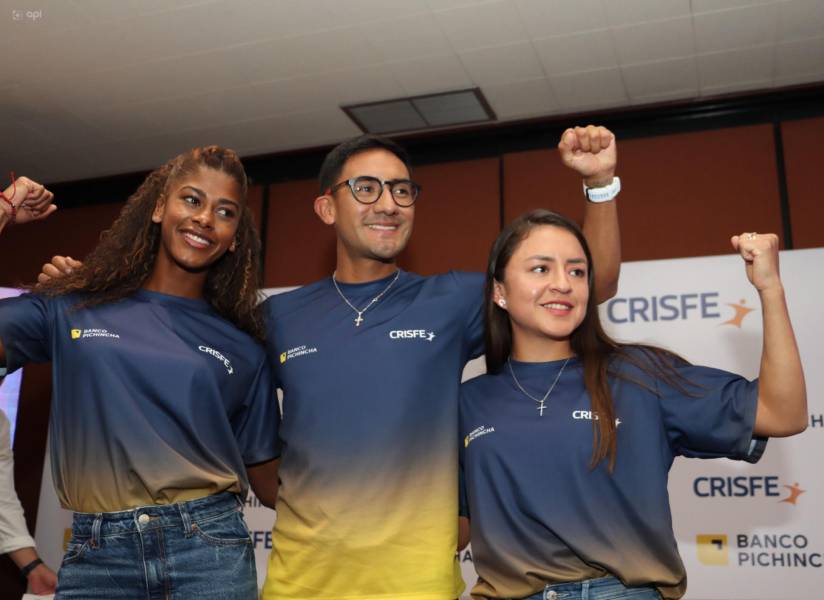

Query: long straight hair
[485,209,693,471]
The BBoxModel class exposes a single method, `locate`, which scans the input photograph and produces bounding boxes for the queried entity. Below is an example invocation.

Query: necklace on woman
[331,270,401,327]
[507,357,570,416]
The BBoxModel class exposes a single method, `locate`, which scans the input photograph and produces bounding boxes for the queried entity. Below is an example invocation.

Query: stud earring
[498,299,506,308]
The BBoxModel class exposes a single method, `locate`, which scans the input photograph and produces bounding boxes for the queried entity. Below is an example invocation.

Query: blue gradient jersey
[0,290,280,512]
[262,270,485,600]
[459,354,764,600]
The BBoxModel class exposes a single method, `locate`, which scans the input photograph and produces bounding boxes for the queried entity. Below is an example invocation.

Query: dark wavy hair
[35,146,265,341]
[485,209,695,471]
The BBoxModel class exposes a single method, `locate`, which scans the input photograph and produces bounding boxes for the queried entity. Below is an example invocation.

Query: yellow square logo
[696,534,728,566]
[280,352,287,364]
[70,329,82,339]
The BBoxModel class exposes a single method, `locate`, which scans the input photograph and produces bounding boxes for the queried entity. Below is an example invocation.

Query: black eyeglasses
[327,176,421,207]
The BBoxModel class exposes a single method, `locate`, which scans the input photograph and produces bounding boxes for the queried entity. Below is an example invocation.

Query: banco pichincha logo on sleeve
[279,344,318,364]
[69,327,120,340]
[605,292,755,327]
[464,425,495,448]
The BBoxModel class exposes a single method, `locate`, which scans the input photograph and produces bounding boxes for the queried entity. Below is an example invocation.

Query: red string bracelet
[0,172,18,224]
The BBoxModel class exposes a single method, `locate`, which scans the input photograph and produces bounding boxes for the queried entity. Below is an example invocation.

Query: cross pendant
[538,400,546,416]
[354,313,364,327]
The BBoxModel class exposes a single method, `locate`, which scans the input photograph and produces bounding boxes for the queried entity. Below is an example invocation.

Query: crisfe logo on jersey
[389,329,436,342]
[198,345,233,374]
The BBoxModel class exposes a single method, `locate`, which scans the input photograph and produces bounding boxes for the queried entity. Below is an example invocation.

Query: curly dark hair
[35,146,266,341]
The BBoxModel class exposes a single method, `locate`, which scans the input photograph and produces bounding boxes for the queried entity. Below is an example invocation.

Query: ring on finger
[745,232,757,240]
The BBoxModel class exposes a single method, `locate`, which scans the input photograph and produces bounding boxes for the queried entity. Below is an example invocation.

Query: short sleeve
[0,294,53,372]
[232,354,281,466]
[451,271,485,360]
[658,364,764,462]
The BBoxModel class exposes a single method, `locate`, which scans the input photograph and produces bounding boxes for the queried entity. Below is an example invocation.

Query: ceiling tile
[612,16,695,64]
[426,0,495,9]
[319,0,430,26]
[389,54,473,95]
[548,67,628,111]
[775,35,824,77]
[773,69,824,88]
[776,0,824,43]
[434,0,530,51]
[701,79,773,97]
[241,28,384,83]
[514,0,607,39]
[622,57,698,98]
[691,0,779,14]
[533,30,618,75]
[697,45,775,90]
[217,0,336,45]
[629,89,698,105]
[0,121,57,156]
[602,0,691,27]
[482,77,559,118]
[694,3,779,53]
[459,42,544,85]
[361,13,453,62]
[71,0,220,22]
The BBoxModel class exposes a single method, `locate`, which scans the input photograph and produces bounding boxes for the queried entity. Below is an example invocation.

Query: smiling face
[494,225,589,359]
[151,166,243,278]
[316,148,415,271]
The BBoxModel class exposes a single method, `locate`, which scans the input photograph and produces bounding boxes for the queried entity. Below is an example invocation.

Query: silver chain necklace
[507,357,570,416]
[331,270,401,327]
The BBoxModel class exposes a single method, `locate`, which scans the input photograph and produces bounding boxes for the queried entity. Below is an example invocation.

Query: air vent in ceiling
[342,88,496,135]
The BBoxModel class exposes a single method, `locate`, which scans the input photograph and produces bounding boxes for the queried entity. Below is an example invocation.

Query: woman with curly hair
[458,210,807,600]
[0,147,279,599]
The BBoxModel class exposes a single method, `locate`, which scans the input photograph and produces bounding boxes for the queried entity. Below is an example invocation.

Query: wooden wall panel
[398,158,500,275]
[503,148,585,226]
[503,125,784,261]
[264,179,336,287]
[0,202,124,287]
[781,116,824,249]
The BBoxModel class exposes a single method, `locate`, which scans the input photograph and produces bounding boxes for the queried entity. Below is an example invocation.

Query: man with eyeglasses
[259,127,621,600]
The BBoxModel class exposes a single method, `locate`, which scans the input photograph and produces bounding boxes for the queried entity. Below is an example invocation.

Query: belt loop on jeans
[90,513,103,548]
[581,579,590,600]
[178,499,194,537]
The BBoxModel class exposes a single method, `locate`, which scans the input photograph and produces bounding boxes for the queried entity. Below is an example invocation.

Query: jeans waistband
[70,492,242,545]
[545,575,618,593]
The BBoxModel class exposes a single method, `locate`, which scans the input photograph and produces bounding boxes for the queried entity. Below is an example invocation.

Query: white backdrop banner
[35,249,821,599]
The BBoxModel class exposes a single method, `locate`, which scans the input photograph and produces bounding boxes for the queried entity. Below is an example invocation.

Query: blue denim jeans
[55,492,257,599]
[522,576,662,600]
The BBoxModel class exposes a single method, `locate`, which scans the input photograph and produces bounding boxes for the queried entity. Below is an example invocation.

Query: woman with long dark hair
[459,210,806,600]
[0,147,279,599]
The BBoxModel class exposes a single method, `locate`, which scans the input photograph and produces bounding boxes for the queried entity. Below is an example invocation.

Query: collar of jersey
[135,289,212,313]
[328,269,406,294]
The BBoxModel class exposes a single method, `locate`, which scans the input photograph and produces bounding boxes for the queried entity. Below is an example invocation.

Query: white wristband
[583,176,620,203]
